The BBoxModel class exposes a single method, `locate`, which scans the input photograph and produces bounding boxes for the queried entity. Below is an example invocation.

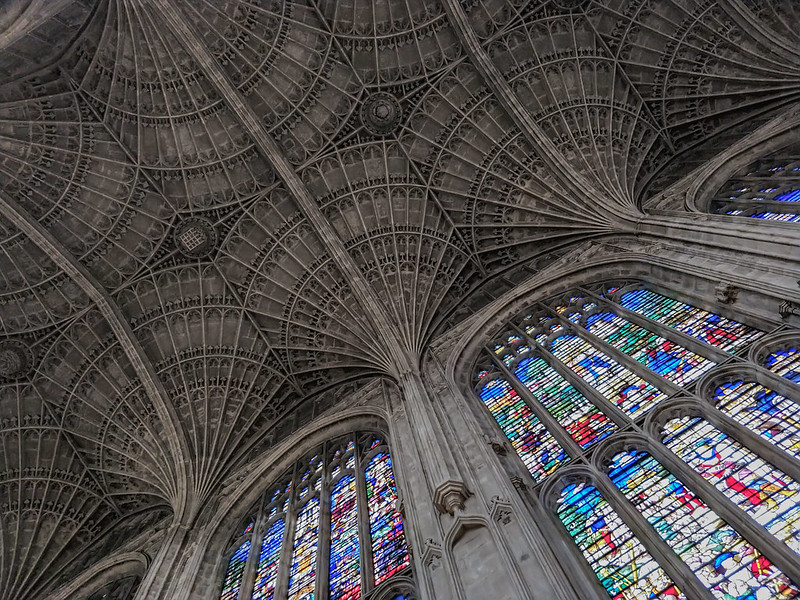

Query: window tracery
[475,281,800,598]
[217,433,411,600]
[710,151,800,223]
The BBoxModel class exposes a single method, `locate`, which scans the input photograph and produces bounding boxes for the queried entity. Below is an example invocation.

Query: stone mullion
[589,466,718,600]
[484,347,584,460]
[643,439,800,585]
[274,468,299,600]
[508,324,633,430]
[578,288,734,364]
[238,523,261,600]
[355,443,375,596]
[540,303,684,397]
[317,447,332,600]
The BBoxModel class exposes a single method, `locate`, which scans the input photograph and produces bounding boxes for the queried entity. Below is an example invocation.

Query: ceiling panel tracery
[0,0,797,596]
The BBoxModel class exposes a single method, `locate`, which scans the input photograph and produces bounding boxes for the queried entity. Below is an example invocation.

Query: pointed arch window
[217,434,411,600]
[473,280,800,598]
[474,282,765,483]
[710,150,800,223]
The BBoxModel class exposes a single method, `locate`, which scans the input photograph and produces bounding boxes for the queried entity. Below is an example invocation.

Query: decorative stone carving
[510,476,528,492]
[173,217,218,258]
[0,340,34,381]
[489,496,513,525]
[432,479,471,515]
[421,538,443,569]
[360,92,402,136]
[483,433,508,456]
[715,283,739,304]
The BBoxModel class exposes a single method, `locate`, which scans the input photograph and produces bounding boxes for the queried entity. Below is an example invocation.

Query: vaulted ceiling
[0,0,798,597]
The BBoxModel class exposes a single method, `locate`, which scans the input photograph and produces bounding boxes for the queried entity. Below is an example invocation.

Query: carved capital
[432,480,471,515]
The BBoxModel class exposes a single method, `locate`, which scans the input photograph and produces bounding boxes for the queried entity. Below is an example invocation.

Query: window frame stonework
[471,277,800,599]
[216,430,413,600]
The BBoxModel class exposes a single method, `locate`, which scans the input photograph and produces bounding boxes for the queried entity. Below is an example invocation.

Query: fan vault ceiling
[0,0,798,597]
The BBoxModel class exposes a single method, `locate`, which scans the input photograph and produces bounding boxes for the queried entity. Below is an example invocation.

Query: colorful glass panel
[618,289,763,352]
[556,482,683,599]
[609,450,799,599]
[582,312,715,386]
[765,347,800,384]
[479,377,569,481]
[366,452,410,585]
[329,475,360,600]
[663,417,800,554]
[252,520,285,600]
[219,540,251,600]
[743,211,800,222]
[515,356,616,448]
[715,381,800,460]
[288,498,319,600]
[548,334,665,417]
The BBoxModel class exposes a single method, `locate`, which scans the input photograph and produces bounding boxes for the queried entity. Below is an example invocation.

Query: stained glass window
[714,380,800,460]
[217,434,412,600]
[710,153,800,222]
[252,520,285,600]
[617,288,763,352]
[366,451,411,585]
[555,481,683,599]
[478,376,569,481]
[548,333,665,417]
[476,283,798,597]
[330,475,360,600]
[219,540,251,600]
[663,417,800,554]
[609,450,799,599]
[288,498,320,600]
[765,346,800,383]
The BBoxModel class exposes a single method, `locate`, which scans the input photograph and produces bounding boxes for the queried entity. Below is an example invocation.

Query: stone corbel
[779,300,800,320]
[432,480,471,515]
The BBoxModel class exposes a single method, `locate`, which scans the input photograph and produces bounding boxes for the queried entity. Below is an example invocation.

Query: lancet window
[475,281,800,598]
[217,433,411,600]
[710,148,800,222]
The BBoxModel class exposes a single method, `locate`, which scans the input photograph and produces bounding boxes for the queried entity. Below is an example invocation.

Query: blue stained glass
[609,450,800,599]
[663,417,800,555]
[776,189,800,202]
[556,482,684,599]
[329,475,360,600]
[715,381,800,460]
[288,498,319,600]
[219,540,251,600]
[252,520,285,600]
[583,311,715,386]
[366,452,410,585]
[618,289,763,352]
[765,347,800,384]
[746,211,800,222]
[479,377,569,481]
[549,334,665,417]
[514,356,616,448]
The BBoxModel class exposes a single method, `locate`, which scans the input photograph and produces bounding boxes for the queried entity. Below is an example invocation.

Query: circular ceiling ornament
[360,92,402,136]
[173,217,218,258]
[0,339,34,381]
